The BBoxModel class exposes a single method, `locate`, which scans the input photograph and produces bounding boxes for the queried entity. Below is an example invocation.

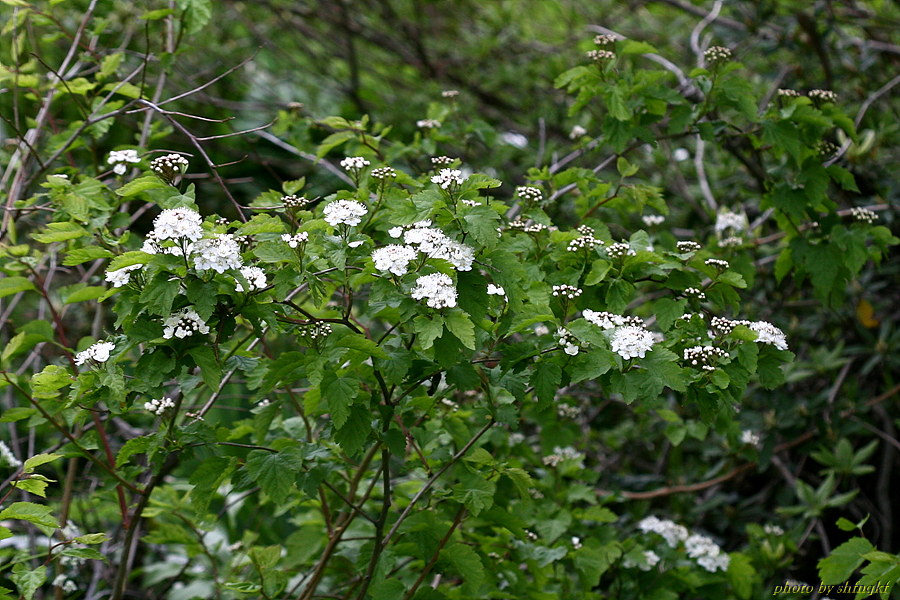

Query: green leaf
[187,346,221,390]
[63,285,107,304]
[178,0,212,33]
[443,310,476,350]
[575,540,622,587]
[31,365,73,399]
[106,251,152,272]
[530,361,561,408]
[11,478,51,497]
[0,407,37,423]
[0,502,57,535]
[116,435,154,467]
[441,543,484,585]
[463,206,502,249]
[333,403,372,456]
[620,40,658,54]
[189,456,236,514]
[726,552,757,600]
[654,297,686,331]
[62,247,115,266]
[115,175,166,197]
[569,349,616,384]
[321,369,360,428]
[0,276,37,299]
[584,259,612,286]
[22,453,62,473]
[413,315,443,350]
[333,330,388,359]
[817,537,874,585]
[370,579,406,600]
[10,564,45,600]
[856,560,900,599]
[245,447,303,505]
[139,274,180,316]
[453,471,495,516]
[31,221,88,243]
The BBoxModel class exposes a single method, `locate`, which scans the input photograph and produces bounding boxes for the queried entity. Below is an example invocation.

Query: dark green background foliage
[1,1,899,599]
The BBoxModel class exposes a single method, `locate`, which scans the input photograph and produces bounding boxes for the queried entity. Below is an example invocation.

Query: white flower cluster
[594,34,617,46]
[777,88,800,98]
[764,524,785,536]
[509,219,548,233]
[461,199,482,207]
[282,232,309,248]
[749,321,789,351]
[105,263,142,287]
[192,234,243,273]
[622,550,661,571]
[431,156,455,167]
[402,222,475,271]
[685,534,730,572]
[685,287,706,300]
[441,89,459,98]
[642,215,665,227]
[52,574,78,593]
[583,309,644,330]
[676,240,702,253]
[588,49,615,61]
[508,432,525,446]
[144,397,175,416]
[150,154,189,184]
[0,440,22,468]
[715,209,748,233]
[371,167,397,180]
[107,149,140,175]
[154,207,204,242]
[411,273,457,309]
[431,168,466,190]
[74,341,116,366]
[711,317,752,336]
[720,236,743,248]
[611,326,656,360]
[552,284,582,299]
[299,322,332,342]
[850,207,878,223]
[817,140,839,157]
[809,89,837,103]
[740,429,761,447]
[235,266,267,292]
[281,195,310,208]
[340,156,370,171]
[705,258,730,271]
[572,536,583,550]
[557,403,580,419]
[516,186,543,202]
[542,446,585,468]
[487,284,508,303]
[607,242,636,258]
[569,125,587,139]
[556,327,581,356]
[372,244,419,276]
[704,46,732,64]
[638,516,689,548]
[567,234,603,251]
[162,307,210,339]
[323,199,368,227]
[416,119,441,129]
[683,345,727,371]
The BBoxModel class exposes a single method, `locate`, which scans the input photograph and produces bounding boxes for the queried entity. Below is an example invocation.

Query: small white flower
[611,326,655,359]
[323,200,368,227]
[569,125,587,139]
[150,154,189,184]
[107,149,140,175]
[153,207,204,242]
[416,119,441,129]
[162,307,210,339]
[281,231,309,248]
[281,195,310,209]
[607,242,636,259]
[850,207,878,223]
[564,343,580,356]
[144,397,176,416]
[542,446,584,468]
[638,516,689,548]
[623,550,661,571]
[431,169,466,190]
[715,209,748,233]
[339,156,370,171]
[74,341,116,366]
[705,258,730,271]
[371,167,397,180]
[192,234,243,273]
[487,284,505,296]
[676,240,701,253]
[500,131,528,148]
[0,440,22,468]
[764,524,784,536]
[348,240,365,248]
[683,345,727,371]
[534,324,550,336]
[571,536,583,549]
[441,90,459,98]
[372,244,418,276]
[673,148,690,162]
[551,284,582,299]
[749,321,789,351]
[583,309,643,330]
[105,263,142,287]
[235,266,267,292]
[410,273,457,309]
[642,215,665,227]
[387,226,403,238]
[740,429,761,447]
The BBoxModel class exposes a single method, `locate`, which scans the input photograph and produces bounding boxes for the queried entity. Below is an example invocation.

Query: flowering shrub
[1,2,899,600]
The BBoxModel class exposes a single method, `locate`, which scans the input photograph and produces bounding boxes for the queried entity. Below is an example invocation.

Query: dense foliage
[1,1,899,599]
